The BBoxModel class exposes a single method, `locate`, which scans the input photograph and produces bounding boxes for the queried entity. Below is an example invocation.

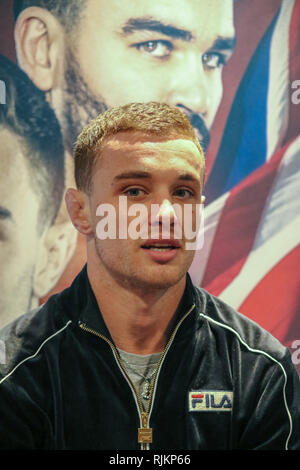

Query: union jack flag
[189,0,300,373]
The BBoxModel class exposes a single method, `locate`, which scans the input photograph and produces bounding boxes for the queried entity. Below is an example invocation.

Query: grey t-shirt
[117,348,162,411]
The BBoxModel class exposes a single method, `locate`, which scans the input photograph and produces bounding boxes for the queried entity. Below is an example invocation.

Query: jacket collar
[62,264,198,344]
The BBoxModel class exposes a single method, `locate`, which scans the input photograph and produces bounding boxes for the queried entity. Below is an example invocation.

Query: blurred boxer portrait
[0,55,76,326]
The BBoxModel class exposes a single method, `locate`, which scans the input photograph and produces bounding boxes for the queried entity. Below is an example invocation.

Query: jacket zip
[79,303,195,450]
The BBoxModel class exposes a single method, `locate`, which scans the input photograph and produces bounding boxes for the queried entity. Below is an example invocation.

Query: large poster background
[0,0,299,373]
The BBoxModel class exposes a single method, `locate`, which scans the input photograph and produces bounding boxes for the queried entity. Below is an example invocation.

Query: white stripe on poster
[218,137,300,308]
[266,0,295,160]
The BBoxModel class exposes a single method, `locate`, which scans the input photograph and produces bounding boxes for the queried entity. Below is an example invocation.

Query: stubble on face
[57,0,235,158]
[93,235,194,292]
[61,47,210,156]
[60,0,227,158]
[61,48,108,154]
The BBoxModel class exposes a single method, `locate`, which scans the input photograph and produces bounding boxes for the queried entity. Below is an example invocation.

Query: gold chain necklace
[121,359,158,400]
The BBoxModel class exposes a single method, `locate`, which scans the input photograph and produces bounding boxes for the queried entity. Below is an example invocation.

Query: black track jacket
[0,266,300,450]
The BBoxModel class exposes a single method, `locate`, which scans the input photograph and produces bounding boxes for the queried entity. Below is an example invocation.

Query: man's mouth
[141,240,181,263]
[142,244,178,252]
[141,239,181,252]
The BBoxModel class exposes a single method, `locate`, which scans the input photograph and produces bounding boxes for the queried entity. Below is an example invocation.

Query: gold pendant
[141,380,151,400]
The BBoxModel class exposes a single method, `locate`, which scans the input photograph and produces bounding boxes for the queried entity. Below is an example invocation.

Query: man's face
[0,128,41,324]
[61,0,235,153]
[86,131,204,291]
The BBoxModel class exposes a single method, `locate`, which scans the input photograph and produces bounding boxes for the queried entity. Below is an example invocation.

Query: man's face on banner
[0,128,41,322]
[60,0,235,153]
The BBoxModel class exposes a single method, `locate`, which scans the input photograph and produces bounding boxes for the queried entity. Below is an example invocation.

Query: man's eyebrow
[0,206,13,221]
[113,172,200,183]
[121,17,194,42]
[121,18,236,50]
[113,171,152,183]
[178,173,200,184]
[211,35,236,52]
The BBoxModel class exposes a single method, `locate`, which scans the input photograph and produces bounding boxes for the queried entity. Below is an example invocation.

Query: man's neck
[87,262,186,355]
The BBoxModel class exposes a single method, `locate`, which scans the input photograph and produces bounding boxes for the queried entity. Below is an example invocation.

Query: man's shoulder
[193,284,288,364]
[0,267,90,380]
[0,294,72,379]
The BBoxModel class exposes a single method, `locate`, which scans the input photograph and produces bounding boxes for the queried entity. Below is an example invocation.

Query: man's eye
[133,40,173,58]
[174,188,194,199]
[202,52,226,69]
[123,188,146,198]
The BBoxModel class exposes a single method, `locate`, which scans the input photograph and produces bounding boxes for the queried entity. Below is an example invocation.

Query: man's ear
[33,220,78,299]
[65,188,93,236]
[14,7,65,91]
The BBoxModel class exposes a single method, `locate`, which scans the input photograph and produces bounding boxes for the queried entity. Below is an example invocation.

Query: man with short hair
[0,55,76,326]
[0,102,299,450]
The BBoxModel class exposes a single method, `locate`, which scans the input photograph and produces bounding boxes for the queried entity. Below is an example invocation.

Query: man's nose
[166,54,210,117]
[159,199,176,218]
[151,199,178,228]
[150,198,183,240]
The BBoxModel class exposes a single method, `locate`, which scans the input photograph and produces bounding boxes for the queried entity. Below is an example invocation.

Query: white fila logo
[189,390,233,412]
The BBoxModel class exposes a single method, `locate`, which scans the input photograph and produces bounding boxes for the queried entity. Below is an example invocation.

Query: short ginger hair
[74,101,205,193]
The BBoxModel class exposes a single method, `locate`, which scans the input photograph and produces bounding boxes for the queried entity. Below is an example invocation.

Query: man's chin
[124,266,188,292]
